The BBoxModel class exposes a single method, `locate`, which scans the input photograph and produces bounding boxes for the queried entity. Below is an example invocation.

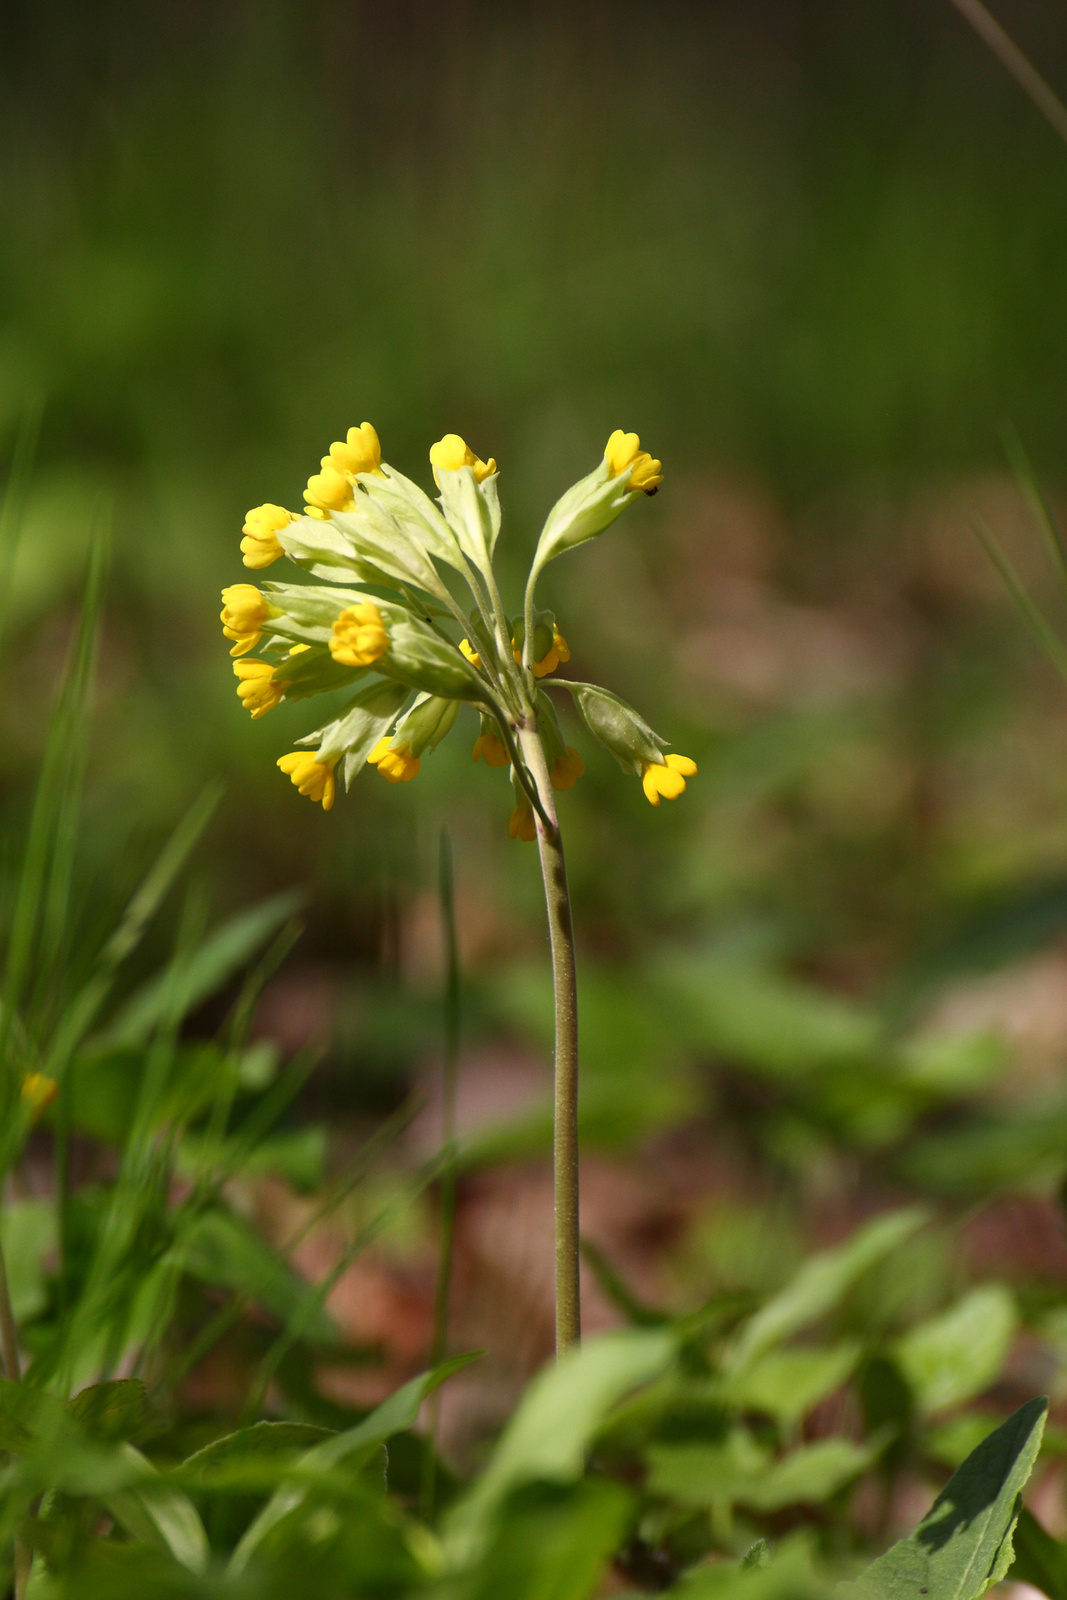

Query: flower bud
[564,682,665,774]
[241,504,293,569]
[392,693,461,757]
[220,585,281,656]
[330,602,389,667]
[277,751,338,810]
[233,658,283,719]
[327,422,383,479]
[377,616,487,701]
[531,428,663,573]
[430,434,496,486]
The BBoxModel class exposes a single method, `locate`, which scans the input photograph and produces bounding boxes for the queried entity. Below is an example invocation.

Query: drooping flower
[329,603,389,667]
[459,637,483,670]
[304,461,355,519]
[533,625,571,678]
[367,737,420,783]
[603,430,663,495]
[221,585,280,656]
[473,731,509,767]
[241,503,293,569]
[509,798,537,842]
[640,753,697,805]
[550,747,584,791]
[233,658,283,719]
[277,751,338,810]
[430,433,497,487]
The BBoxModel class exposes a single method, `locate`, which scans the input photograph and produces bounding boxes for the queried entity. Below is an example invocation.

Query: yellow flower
[304,461,354,518]
[550,747,584,791]
[459,637,482,669]
[430,433,497,487]
[221,584,279,657]
[289,642,311,656]
[509,799,537,842]
[277,751,338,810]
[604,430,664,495]
[330,602,389,667]
[241,503,292,569]
[472,731,509,767]
[21,1072,58,1121]
[513,624,570,678]
[327,422,383,479]
[640,753,697,805]
[233,658,283,719]
[368,737,420,783]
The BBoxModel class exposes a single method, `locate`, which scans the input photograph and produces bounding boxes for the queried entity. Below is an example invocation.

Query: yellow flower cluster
[329,602,389,668]
[604,430,664,495]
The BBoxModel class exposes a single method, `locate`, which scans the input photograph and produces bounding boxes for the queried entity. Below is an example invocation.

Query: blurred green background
[8,0,1067,1168]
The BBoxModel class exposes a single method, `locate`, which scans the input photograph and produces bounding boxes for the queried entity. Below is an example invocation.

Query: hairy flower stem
[517,723,580,1355]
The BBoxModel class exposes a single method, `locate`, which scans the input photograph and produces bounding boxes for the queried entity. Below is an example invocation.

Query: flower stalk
[222,421,693,1355]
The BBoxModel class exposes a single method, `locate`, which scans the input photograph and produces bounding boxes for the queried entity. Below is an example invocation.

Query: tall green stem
[517,724,580,1354]
[0,1227,31,1598]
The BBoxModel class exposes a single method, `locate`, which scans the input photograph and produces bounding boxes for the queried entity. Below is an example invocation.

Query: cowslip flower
[550,747,584,791]
[241,503,293,569]
[367,737,420,783]
[430,433,496,487]
[221,585,280,656]
[277,751,338,810]
[326,421,383,479]
[233,658,283,719]
[330,603,389,667]
[304,461,354,519]
[604,430,664,495]
[460,638,483,669]
[509,798,537,842]
[641,753,697,805]
[473,730,509,767]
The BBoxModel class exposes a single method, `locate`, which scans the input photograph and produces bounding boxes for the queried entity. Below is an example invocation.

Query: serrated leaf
[894,1286,1017,1416]
[844,1396,1047,1600]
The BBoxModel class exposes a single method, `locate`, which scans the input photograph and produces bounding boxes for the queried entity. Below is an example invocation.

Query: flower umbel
[233,658,283,719]
[241,503,293,569]
[604,429,664,494]
[277,751,338,810]
[641,753,697,805]
[221,585,280,656]
[430,434,497,487]
[330,603,389,667]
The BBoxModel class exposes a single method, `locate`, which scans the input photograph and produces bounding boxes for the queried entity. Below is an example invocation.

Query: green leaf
[446,1328,673,1566]
[1007,1506,1067,1600]
[228,1353,478,1575]
[727,1207,928,1374]
[175,1420,336,1491]
[460,1479,634,1600]
[894,1287,1017,1416]
[844,1396,1047,1600]
[647,1434,879,1512]
[0,1198,57,1322]
[718,1343,861,1426]
[69,1380,146,1442]
[179,1208,336,1343]
[101,1445,208,1574]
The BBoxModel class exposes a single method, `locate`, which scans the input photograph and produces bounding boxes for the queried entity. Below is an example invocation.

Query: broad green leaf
[229,1353,478,1575]
[1008,1506,1067,1600]
[175,1420,335,1490]
[69,1380,146,1442]
[102,1445,208,1574]
[0,1198,56,1321]
[844,1396,1047,1600]
[100,890,303,1046]
[728,1208,928,1374]
[446,1328,673,1566]
[460,1478,634,1600]
[894,1286,1016,1416]
[648,1434,879,1512]
[718,1343,861,1426]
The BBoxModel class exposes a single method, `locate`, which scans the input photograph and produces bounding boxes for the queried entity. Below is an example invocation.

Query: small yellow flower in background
[329,603,388,667]
[430,433,497,487]
[473,731,509,767]
[221,585,279,656]
[233,659,283,719]
[459,638,482,670]
[304,461,355,519]
[277,751,338,810]
[604,430,664,495]
[550,747,584,791]
[509,798,537,842]
[327,422,383,479]
[21,1072,58,1120]
[367,737,420,783]
[241,503,293,569]
[641,753,697,805]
